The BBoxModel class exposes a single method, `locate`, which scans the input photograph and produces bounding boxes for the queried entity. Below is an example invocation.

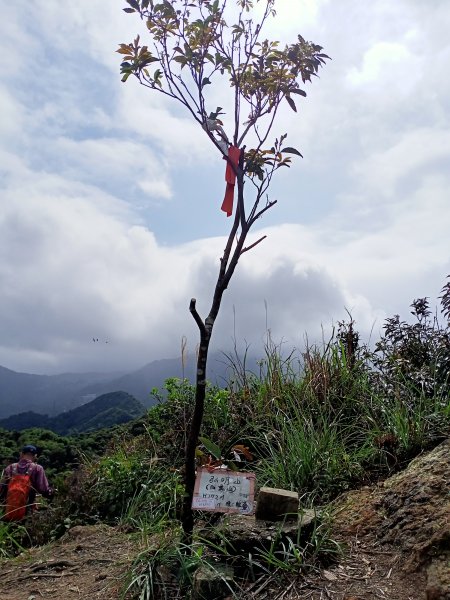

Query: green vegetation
[0,423,136,484]
[1,281,449,597]
[0,521,29,558]
[0,391,145,435]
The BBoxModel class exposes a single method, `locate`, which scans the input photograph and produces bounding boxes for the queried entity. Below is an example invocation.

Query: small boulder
[255,486,299,521]
[193,564,234,599]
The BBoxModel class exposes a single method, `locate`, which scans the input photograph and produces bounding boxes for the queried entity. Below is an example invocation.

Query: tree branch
[240,235,267,255]
[249,199,278,225]
[189,298,206,336]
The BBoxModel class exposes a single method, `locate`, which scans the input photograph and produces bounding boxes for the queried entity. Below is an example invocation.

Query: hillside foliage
[0,391,145,436]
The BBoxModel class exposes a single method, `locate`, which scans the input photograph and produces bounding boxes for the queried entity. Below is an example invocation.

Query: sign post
[192,468,255,515]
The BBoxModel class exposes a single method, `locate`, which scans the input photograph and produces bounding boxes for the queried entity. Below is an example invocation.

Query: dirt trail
[0,524,138,600]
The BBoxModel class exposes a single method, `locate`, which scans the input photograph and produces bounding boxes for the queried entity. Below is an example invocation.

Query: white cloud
[0,87,23,140]
[0,154,378,373]
[115,84,211,163]
[0,0,449,377]
[349,127,450,200]
[0,175,185,372]
[54,137,173,200]
[347,42,414,86]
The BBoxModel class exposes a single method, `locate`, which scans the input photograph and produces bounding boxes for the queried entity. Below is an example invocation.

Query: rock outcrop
[333,438,450,599]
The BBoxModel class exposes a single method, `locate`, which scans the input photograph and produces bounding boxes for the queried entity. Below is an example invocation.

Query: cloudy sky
[1,0,449,375]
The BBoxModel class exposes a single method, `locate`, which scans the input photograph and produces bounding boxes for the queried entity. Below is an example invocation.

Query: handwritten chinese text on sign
[192,468,255,514]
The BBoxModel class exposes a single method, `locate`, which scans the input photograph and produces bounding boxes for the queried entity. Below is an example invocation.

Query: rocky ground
[0,439,448,600]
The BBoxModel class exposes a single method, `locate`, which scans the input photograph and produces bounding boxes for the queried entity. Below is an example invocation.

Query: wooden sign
[192,468,255,514]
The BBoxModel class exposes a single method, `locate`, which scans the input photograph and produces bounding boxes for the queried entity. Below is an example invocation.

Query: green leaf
[199,437,222,460]
[223,460,239,471]
[285,96,297,112]
[121,72,132,82]
[290,89,307,97]
[123,7,135,13]
[202,77,211,86]
[281,146,303,157]
[142,56,160,64]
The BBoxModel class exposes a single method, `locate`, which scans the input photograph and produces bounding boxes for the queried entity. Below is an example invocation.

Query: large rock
[331,438,450,599]
[377,440,449,558]
[376,439,450,599]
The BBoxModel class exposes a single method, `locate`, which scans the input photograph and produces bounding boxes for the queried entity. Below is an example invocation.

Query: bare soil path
[0,524,139,600]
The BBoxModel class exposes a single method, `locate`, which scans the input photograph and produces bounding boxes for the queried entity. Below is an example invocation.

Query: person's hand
[47,488,57,499]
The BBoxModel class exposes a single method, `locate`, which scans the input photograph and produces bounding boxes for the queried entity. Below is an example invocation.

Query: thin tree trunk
[181,165,247,546]
[181,300,211,545]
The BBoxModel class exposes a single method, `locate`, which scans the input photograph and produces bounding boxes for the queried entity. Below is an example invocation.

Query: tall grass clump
[234,327,378,503]
[79,432,183,528]
[227,279,450,502]
[0,522,28,558]
[123,534,237,600]
[256,414,372,503]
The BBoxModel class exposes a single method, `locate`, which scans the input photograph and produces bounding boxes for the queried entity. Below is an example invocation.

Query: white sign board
[192,468,255,514]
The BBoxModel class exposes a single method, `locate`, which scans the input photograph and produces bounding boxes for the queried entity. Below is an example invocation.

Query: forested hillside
[0,366,119,419]
[0,391,145,435]
[0,424,120,482]
[0,352,232,419]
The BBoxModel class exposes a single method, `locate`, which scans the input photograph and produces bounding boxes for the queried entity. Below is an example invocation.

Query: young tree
[118,0,329,542]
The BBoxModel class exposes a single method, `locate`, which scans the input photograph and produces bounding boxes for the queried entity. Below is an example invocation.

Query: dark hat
[22,444,38,454]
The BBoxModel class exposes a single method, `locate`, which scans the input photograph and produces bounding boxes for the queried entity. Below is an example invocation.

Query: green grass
[0,521,28,558]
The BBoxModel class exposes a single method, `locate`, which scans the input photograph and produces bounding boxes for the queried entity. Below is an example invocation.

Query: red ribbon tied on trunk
[221,146,241,217]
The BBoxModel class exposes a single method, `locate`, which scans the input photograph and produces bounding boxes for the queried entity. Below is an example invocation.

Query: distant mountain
[76,353,232,406]
[0,353,235,419]
[0,411,51,431]
[0,365,123,419]
[0,391,146,435]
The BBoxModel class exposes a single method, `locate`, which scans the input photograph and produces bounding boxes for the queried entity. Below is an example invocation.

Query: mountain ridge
[0,352,236,419]
[0,390,146,435]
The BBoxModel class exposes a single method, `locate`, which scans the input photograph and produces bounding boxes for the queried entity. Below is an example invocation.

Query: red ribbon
[221,146,241,217]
